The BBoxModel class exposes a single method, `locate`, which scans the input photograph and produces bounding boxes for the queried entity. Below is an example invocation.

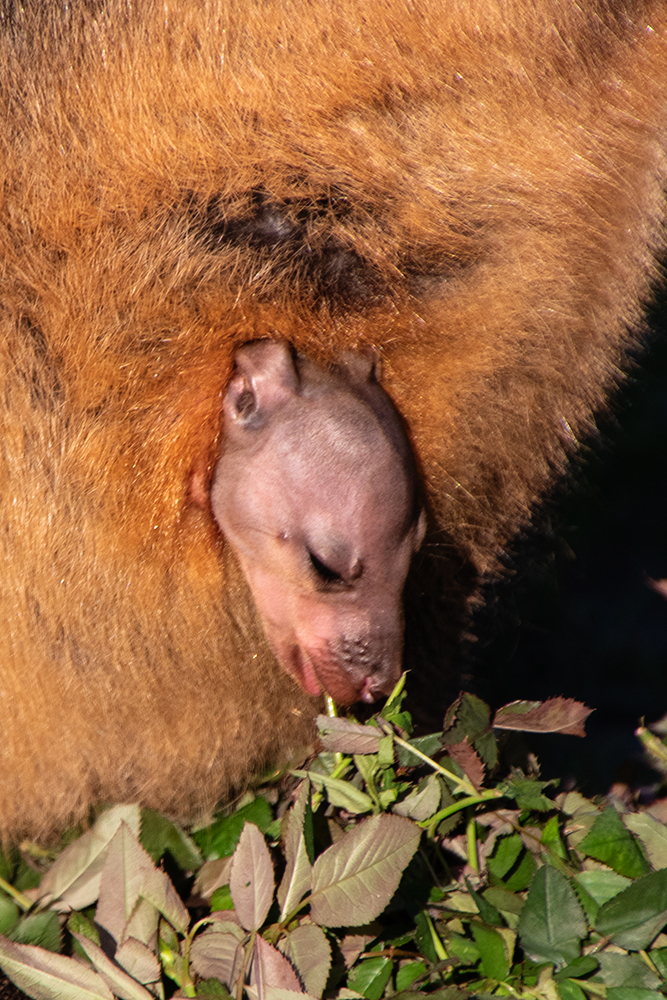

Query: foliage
[0,681,667,1000]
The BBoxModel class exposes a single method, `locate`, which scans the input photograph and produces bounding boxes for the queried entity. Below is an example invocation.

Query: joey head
[211,340,426,705]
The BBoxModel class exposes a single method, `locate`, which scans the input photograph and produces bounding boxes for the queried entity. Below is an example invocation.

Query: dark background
[473,292,667,796]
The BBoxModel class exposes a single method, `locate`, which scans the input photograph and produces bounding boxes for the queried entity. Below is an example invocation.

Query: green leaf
[542,816,567,859]
[140,809,202,871]
[10,911,61,953]
[500,846,537,893]
[606,990,664,1000]
[210,885,234,911]
[554,956,598,981]
[442,693,497,768]
[192,798,273,859]
[575,869,631,906]
[464,878,503,927]
[293,771,373,814]
[483,887,524,918]
[395,961,427,990]
[413,910,439,963]
[471,923,509,981]
[517,865,586,969]
[499,772,555,812]
[557,980,588,1000]
[579,807,650,878]
[395,734,443,768]
[446,932,480,964]
[348,957,392,1000]
[649,946,667,979]
[596,868,667,951]
[309,814,420,927]
[487,835,523,880]
[623,813,667,871]
[595,953,661,989]
[0,895,19,937]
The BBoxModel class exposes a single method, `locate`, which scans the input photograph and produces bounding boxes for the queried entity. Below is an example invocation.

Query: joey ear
[339,347,381,385]
[414,509,427,550]
[223,340,299,428]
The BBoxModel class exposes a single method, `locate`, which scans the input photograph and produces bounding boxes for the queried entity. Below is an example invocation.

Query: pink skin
[210,340,425,706]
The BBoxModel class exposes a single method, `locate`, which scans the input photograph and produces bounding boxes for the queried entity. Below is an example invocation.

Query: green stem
[419,791,502,833]
[236,929,256,1000]
[383,728,478,796]
[466,811,479,873]
[181,916,220,996]
[0,876,32,911]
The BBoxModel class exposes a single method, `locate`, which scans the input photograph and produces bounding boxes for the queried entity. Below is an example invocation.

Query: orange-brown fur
[0,0,666,840]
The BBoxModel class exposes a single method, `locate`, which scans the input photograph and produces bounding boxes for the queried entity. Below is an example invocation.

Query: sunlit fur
[0,0,665,840]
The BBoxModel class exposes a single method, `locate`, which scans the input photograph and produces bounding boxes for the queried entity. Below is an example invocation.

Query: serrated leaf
[229,823,275,931]
[292,771,373,814]
[140,810,202,870]
[579,807,650,878]
[395,733,443,768]
[95,822,188,945]
[190,924,245,988]
[493,699,592,737]
[595,953,661,989]
[347,957,392,1000]
[38,805,141,910]
[309,814,420,927]
[72,934,154,1000]
[447,739,485,791]
[250,935,302,993]
[500,772,555,812]
[0,935,114,1000]
[394,774,441,821]
[623,813,667,870]
[280,925,331,998]
[246,989,314,1000]
[442,693,497,768]
[316,716,382,755]
[278,784,313,920]
[517,865,586,968]
[596,868,667,950]
[575,870,631,906]
[114,938,160,986]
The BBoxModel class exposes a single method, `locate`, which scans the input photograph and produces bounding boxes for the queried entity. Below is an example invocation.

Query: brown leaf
[250,935,304,994]
[447,739,485,790]
[316,716,382,755]
[493,698,593,737]
[230,823,275,931]
[190,923,245,988]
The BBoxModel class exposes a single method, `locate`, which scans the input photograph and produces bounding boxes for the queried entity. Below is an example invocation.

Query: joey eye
[235,388,255,417]
[308,551,343,585]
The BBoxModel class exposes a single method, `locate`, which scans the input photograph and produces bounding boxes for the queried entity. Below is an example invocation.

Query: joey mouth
[282,639,400,706]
